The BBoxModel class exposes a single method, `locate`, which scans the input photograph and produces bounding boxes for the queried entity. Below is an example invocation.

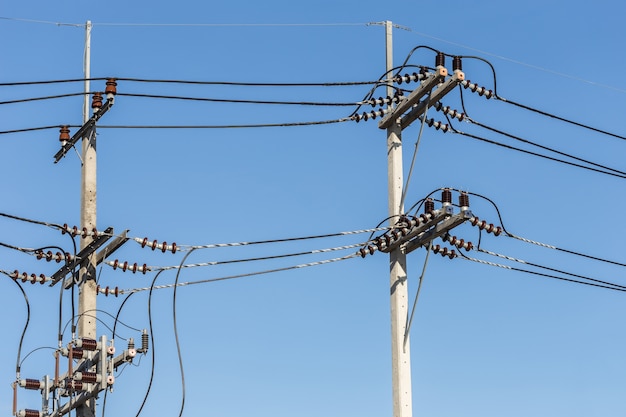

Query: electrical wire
[447,127,626,179]
[172,249,195,417]
[495,95,626,141]
[143,242,365,272]
[456,250,626,293]
[172,226,388,251]
[466,190,626,269]
[134,270,165,417]
[10,278,30,377]
[0,76,380,88]
[403,240,432,351]
[97,117,353,129]
[400,90,432,210]
[474,246,626,291]
[0,92,89,105]
[465,116,626,176]
[119,253,358,295]
[116,92,362,107]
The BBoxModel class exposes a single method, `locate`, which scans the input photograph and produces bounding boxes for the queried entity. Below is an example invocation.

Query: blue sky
[2,1,626,417]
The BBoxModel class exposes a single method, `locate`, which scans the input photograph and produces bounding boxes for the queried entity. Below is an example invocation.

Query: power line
[465,116,626,176]
[115,253,359,295]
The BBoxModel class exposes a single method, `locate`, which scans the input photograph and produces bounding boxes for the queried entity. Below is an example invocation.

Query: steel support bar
[378,67,448,130]
[381,207,452,254]
[400,70,465,130]
[54,98,113,163]
[405,210,473,254]
[62,230,129,289]
[49,227,114,287]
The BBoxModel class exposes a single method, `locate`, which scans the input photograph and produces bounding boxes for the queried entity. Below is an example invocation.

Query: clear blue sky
[2,1,626,417]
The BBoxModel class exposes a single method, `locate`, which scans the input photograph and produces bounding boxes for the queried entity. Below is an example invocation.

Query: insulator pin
[97,285,120,297]
[424,198,435,214]
[453,56,462,71]
[459,192,470,209]
[59,125,70,144]
[425,118,450,132]
[141,330,149,353]
[105,78,117,97]
[435,51,445,68]
[442,188,452,205]
[91,92,103,110]
[432,245,457,259]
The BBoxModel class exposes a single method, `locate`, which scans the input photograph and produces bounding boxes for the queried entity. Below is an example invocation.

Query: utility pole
[381,21,466,417]
[384,20,413,417]
[77,20,96,417]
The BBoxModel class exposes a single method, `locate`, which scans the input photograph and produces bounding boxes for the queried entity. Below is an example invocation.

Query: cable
[172,249,195,417]
[119,253,358,294]
[134,270,165,417]
[116,92,361,107]
[97,117,352,129]
[403,240,432,351]
[143,242,364,272]
[448,127,626,179]
[172,226,388,251]
[465,116,626,176]
[9,277,30,378]
[0,92,88,105]
[457,251,626,293]
[466,191,626,269]
[0,211,65,230]
[496,95,626,141]
[0,76,380,88]
[475,246,626,291]
[400,90,432,209]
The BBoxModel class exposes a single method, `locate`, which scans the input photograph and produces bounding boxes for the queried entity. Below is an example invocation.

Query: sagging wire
[10,278,30,381]
[139,242,365,272]
[114,253,359,295]
[133,270,165,417]
[466,190,626,268]
[456,250,626,293]
[172,249,196,417]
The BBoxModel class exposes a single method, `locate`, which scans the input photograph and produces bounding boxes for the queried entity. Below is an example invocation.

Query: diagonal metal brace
[62,230,130,289]
[405,209,473,254]
[54,98,113,163]
[378,67,448,130]
[49,227,115,287]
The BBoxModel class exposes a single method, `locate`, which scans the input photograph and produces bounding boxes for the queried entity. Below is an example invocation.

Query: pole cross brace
[405,209,473,254]
[49,227,115,287]
[54,98,113,163]
[378,67,448,130]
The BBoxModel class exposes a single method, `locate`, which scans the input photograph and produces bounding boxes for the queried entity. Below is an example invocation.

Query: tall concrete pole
[385,20,413,417]
[78,20,97,417]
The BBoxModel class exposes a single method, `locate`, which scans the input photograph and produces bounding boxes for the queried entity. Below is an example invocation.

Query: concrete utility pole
[77,20,97,417]
[385,20,413,417]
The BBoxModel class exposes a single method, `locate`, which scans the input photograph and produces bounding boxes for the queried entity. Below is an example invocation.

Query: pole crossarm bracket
[48,227,118,287]
[400,70,465,130]
[378,66,448,130]
[404,208,473,254]
[62,230,130,289]
[54,97,114,163]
